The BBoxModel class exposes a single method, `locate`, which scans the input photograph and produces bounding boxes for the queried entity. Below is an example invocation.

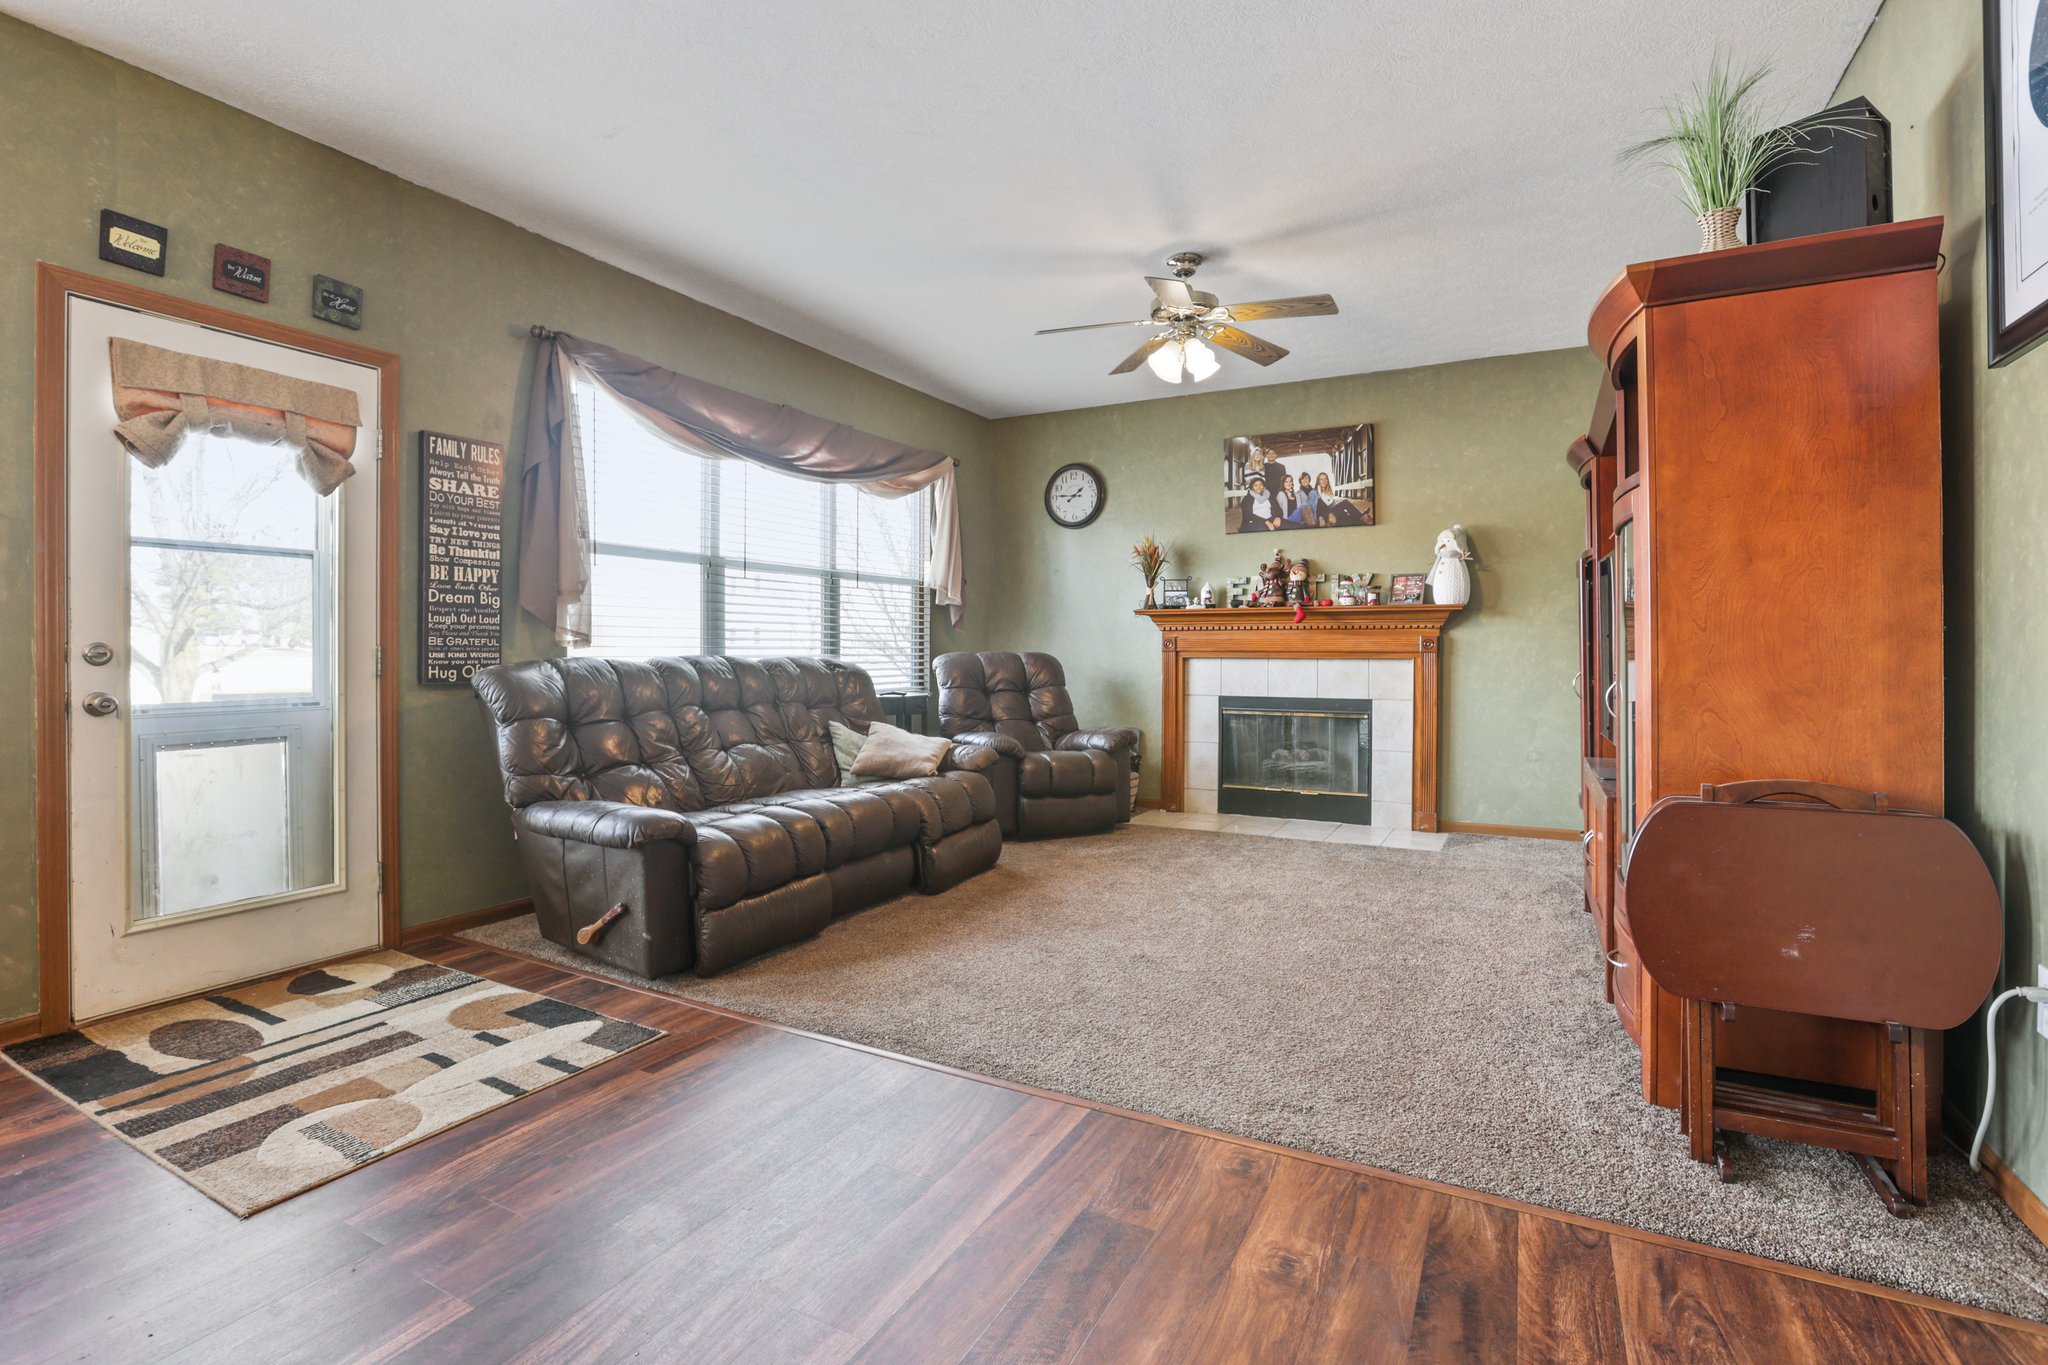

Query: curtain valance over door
[109,338,363,495]
[518,331,963,648]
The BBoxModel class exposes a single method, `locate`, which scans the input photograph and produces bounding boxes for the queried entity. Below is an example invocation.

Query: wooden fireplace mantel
[1138,604,1460,830]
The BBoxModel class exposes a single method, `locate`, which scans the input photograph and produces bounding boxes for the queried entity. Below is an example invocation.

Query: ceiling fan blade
[1222,294,1339,322]
[1206,326,1289,366]
[1110,335,1171,375]
[1146,276,1197,309]
[1035,319,1155,335]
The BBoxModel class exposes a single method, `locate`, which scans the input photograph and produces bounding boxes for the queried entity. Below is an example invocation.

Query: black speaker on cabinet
[1745,98,1892,244]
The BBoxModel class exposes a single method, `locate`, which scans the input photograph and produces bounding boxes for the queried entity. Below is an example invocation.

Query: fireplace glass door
[1216,696,1372,823]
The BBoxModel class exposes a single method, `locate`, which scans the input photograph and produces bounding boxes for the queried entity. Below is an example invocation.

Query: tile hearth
[1129,808,1452,850]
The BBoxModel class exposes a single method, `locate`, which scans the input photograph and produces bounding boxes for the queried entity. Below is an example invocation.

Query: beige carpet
[4,950,661,1216]
[463,827,2048,1320]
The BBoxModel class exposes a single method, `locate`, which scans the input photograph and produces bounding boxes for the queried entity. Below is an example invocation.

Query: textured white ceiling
[5,1,1879,417]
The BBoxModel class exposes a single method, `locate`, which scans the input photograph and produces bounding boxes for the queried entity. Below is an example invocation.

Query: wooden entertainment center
[1568,219,1947,1113]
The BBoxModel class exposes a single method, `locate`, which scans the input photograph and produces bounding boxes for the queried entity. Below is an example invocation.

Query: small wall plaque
[312,274,363,329]
[99,210,167,276]
[212,244,270,301]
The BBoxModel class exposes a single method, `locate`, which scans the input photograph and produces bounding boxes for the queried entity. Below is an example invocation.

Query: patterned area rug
[2,950,662,1216]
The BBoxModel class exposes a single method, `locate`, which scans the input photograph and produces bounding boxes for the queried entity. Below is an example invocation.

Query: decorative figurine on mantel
[1426,525,1474,607]
[1256,549,1293,605]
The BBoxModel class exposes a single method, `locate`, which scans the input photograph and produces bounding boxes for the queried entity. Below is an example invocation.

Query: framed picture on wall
[1985,0,2048,365]
[1222,423,1373,533]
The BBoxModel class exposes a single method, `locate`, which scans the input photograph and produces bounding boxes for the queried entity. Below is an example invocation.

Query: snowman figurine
[1426,525,1473,606]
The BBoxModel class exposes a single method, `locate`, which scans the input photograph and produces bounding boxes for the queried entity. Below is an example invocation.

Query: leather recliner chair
[473,655,1003,978]
[933,651,1140,838]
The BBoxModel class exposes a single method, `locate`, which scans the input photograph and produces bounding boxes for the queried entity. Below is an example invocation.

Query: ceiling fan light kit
[1037,251,1339,385]
[1144,333,1220,384]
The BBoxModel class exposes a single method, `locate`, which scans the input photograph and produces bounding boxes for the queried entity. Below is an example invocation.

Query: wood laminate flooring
[2,938,2043,1363]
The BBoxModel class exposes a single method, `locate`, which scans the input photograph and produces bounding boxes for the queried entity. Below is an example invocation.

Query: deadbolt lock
[81,642,114,667]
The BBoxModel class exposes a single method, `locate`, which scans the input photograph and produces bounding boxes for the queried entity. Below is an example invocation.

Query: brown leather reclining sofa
[473,655,1002,977]
[934,651,1141,838]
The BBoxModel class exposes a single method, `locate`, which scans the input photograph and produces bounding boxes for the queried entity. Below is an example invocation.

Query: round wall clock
[1044,462,1105,529]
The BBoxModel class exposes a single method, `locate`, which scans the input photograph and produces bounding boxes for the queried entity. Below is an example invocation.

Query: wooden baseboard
[399,898,534,947]
[1438,820,1579,842]
[0,1014,38,1048]
[1974,1141,2048,1246]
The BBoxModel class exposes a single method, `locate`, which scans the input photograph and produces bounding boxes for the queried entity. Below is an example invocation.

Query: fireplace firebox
[1216,696,1372,823]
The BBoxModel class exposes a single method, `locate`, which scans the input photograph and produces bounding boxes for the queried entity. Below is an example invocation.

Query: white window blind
[571,378,931,691]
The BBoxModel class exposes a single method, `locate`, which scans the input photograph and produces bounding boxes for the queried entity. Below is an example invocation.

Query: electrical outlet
[2037,964,2048,1040]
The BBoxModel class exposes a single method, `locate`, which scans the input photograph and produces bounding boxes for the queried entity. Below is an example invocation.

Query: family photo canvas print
[1224,423,1373,534]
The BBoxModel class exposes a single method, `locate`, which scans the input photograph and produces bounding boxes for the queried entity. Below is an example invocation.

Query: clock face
[1045,463,1104,528]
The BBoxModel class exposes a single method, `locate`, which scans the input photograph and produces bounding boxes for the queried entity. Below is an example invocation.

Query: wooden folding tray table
[1624,780,2002,1214]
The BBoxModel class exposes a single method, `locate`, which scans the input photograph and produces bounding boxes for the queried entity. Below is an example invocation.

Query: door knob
[81,642,114,667]
[80,692,119,717]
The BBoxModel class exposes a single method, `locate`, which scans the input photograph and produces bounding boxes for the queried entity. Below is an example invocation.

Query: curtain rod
[529,324,958,467]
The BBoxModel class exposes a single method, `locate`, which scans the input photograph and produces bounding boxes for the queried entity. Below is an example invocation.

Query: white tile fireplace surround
[1184,657,1416,829]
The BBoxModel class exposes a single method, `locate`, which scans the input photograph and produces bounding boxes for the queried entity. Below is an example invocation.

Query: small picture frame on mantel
[1158,577,1191,608]
[1388,573,1426,605]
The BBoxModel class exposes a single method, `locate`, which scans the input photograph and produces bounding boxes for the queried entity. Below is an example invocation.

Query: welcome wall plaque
[99,210,167,276]
[419,431,505,686]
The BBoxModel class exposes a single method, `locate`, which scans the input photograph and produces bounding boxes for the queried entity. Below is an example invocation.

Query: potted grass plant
[1131,534,1167,608]
[1621,56,1863,252]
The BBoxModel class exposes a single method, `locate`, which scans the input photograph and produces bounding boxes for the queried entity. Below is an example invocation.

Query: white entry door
[65,295,384,1022]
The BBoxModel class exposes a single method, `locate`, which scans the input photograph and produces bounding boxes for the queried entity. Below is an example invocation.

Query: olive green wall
[0,16,993,1020]
[1837,0,2048,1184]
[983,347,1603,828]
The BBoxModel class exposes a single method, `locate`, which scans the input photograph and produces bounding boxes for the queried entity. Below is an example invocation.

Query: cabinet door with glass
[1611,517,1639,863]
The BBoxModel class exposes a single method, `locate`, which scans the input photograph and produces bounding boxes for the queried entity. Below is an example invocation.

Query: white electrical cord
[1970,985,2048,1171]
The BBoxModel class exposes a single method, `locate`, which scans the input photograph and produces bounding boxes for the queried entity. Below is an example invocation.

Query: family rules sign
[419,431,505,685]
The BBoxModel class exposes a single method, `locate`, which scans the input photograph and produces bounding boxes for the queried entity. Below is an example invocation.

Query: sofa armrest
[1057,726,1142,756]
[941,742,1001,775]
[948,729,1029,760]
[518,800,698,849]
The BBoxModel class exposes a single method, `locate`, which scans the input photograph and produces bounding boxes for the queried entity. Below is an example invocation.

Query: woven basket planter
[1698,205,1742,252]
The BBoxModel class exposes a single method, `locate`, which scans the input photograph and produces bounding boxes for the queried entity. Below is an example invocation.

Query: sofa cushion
[1017,748,1117,799]
[742,786,923,862]
[673,771,994,913]
[680,808,824,912]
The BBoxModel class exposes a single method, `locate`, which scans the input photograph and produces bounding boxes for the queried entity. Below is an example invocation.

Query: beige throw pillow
[850,721,952,781]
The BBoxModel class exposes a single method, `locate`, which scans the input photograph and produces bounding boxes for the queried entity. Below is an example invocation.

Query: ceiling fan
[1035,252,1338,384]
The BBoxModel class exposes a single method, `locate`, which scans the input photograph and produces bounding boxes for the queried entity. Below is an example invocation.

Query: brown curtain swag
[109,338,362,496]
[518,331,963,646]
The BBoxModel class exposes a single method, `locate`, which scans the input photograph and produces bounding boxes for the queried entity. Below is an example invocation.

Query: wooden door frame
[32,263,403,1034]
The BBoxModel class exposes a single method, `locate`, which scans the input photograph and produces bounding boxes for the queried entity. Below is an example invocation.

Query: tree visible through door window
[126,429,340,920]
[129,431,330,705]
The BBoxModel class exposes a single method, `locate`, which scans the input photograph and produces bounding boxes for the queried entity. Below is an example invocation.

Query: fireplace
[1217,696,1372,823]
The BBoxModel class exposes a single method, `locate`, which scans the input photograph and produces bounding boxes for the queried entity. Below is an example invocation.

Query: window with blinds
[571,379,931,690]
